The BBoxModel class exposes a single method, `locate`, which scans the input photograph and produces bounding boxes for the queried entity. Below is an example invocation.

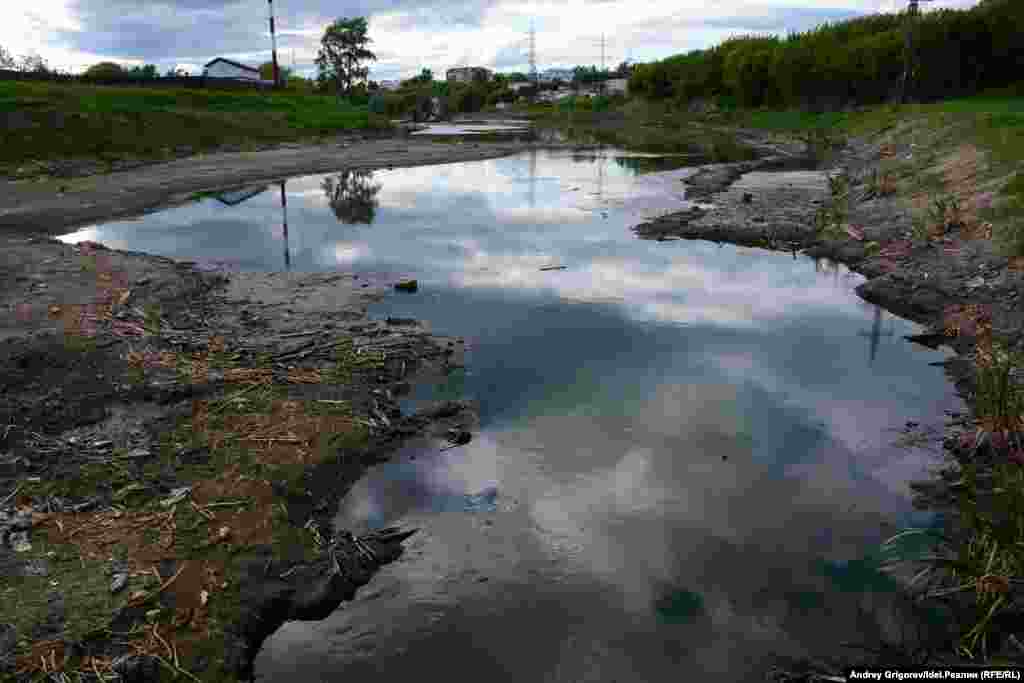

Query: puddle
[60,147,962,681]
[410,121,532,136]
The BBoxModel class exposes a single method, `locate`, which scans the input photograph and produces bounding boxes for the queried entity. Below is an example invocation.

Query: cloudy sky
[2,0,981,80]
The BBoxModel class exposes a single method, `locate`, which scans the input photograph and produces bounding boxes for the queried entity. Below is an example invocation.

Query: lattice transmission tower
[528,20,538,86]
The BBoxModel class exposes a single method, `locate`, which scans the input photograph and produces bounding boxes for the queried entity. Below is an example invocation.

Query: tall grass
[0,80,388,169]
[885,305,1024,660]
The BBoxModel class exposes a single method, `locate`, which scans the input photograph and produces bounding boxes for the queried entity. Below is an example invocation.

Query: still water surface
[61,148,959,680]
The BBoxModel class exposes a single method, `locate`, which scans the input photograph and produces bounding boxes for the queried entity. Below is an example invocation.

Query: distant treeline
[0,69,273,91]
[628,0,1023,109]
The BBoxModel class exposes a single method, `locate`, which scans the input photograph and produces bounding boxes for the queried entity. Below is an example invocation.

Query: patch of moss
[3,536,133,649]
[1002,171,1024,200]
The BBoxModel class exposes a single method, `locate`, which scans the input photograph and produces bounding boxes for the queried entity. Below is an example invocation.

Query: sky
[1,0,982,81]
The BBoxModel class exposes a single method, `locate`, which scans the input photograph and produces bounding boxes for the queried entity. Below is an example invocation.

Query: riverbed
[58,145,962,681]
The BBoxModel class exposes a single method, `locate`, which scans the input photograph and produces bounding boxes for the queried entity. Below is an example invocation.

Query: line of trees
[628,0,1024,109]
[0,46,52,73]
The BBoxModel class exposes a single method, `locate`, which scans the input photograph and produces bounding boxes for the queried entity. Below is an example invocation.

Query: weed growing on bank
[885,304,1024,660]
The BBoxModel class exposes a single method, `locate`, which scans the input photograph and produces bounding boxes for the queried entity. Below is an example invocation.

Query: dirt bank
[635,125,1024,361]
[0,231,478,681]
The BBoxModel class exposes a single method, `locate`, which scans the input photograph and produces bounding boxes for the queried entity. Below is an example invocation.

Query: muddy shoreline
[0,224,479,679]
[635,133,1024,388]
[0,132,600,237]
[3,124,1022,679]
[634,128,1024,670]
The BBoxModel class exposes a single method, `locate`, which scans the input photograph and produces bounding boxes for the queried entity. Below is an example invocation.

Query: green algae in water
[654,589,704,624]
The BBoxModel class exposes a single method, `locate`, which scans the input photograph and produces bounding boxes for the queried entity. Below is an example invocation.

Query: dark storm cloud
[56,0,503,64]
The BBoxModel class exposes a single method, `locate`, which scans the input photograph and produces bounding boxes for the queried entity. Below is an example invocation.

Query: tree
[127,64,158,79]
[259,61,293,83]
[0,45,15,70]
[85,61,125,79]
[315,16,377,98]
[321,170,381,224]
[17,53,49,73]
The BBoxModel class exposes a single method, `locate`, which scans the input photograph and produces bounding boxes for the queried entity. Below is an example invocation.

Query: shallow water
[60,147,961,681]
[410,121,532,136]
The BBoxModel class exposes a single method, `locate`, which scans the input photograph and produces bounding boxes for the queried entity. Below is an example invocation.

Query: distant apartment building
[446,66,492,83]
[604,78,629,95]
[539,67,575,83]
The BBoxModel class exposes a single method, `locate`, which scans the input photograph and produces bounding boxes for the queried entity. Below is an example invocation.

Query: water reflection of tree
[613,155,668,175]
[321,170,381,224]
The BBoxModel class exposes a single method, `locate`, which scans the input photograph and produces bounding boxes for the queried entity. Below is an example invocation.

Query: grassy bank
[0,80,392,176]
[722,90,1024,257]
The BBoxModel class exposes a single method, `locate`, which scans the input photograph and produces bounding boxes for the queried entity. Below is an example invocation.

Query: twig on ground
[199,500,250,509]
[127,562,188,606]
[0,482,23,507]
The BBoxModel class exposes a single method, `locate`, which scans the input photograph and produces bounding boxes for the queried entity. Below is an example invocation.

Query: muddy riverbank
[0,133,603,237]
[634,121,1024,671]
[635,127,1024,382]
[0,230,478,680]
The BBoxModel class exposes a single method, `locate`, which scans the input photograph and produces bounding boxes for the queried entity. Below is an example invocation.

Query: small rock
[742,192,753,203]
[20,558,49,577]
[113,655,160,683]
[9,530,31,553]
[966,275,986,289]
[394,280,418,293]
[111,572,129,594]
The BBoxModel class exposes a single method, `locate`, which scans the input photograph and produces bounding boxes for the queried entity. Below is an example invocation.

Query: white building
[604,78,628,95]
[203,58,271,83]
[446,66,492,83]
[378,79,401,91]
[540,68,574,83]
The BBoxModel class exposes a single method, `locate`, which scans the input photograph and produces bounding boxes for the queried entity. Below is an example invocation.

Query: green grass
[0,80,393,171]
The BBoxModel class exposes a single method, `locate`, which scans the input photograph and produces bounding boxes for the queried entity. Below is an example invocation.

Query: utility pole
[268,0,280,88]
[899,0,933,104]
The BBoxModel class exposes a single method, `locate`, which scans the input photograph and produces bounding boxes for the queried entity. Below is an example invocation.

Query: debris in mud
[394,279,418,292]
[0,230,479,681]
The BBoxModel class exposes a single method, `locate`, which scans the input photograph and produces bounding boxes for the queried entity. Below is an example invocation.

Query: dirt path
[0,136,541,235]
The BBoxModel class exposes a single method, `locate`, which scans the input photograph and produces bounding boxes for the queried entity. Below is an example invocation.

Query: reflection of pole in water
[857,306,895,365]
[279,180,290,271]
[528,147,537,209]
